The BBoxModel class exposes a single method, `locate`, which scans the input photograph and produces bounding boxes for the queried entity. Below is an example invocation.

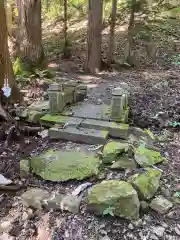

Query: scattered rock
[174,227,180,236]
[100,236,111,240]
[30,149,100,181]
[134,147,165,167]
[150,234,159,240]
[161,187,171,198]
[152,226,165,237]
[150,196,173,214]
[0,233,14,240]
[140,201,149,213]
[129,167,161,199]
[110,156,137,170]
[0,174,12,185]
[72,182,92,196]
[102,141,128,164]
[131,218,143,227]
[21,188,49,209]
[60,195,82,214]
[0,221,12,233]
[87,180,140,220]
[128,223,134,230]
[42,192,64,210]
[20,160,29,178]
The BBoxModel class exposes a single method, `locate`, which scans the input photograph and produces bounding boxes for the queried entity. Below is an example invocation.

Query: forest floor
[1,14,180,240]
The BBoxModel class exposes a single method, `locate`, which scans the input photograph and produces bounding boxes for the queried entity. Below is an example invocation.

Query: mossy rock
[110,156,137,170]
[29,149,101,181]
[87,180,140,220]
[134,146,165,167]
[129,167,162,200]
[13,58,32,77]
[102,141,129,164]
[20,160,30,178]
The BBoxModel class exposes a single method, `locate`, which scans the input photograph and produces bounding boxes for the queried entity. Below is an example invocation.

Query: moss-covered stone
[102,141,129,164]
[110,156,137,170]
[20,160,29,178]
[150,196,173,214]
[13,58,32,77]
[87,180,140,220]
[29,149,100,181]
[129,167,162,200]
[134,146,165,167]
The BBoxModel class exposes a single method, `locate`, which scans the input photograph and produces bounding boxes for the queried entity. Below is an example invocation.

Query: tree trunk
[124,0,136,65]
[16,0,44,69]
[107,0,117,64]
[63,0,70,58]
[84,0,103,74]
[0,0,21,103]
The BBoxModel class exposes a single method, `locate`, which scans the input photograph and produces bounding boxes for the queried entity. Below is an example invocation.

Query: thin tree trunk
[107,0,117,64]
[63,0,69,58]
[16,0,44,68]
[84,0,103,74]
[0,0,21,103]
[125,0,136,65]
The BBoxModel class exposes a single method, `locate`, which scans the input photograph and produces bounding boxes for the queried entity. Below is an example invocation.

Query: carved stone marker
[48,83,65,114]
[110,86,129,123]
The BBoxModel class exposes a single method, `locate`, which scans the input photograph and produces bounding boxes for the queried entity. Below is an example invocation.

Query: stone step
[40,114,129,139]
[49,126,108,145]
[81,119,129,139]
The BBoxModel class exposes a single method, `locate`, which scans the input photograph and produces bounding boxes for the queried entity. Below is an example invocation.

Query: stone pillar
[110,86,129,123]
[48,83,66,114]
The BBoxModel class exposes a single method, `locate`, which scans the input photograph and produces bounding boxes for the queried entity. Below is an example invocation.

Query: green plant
[174,191,180,198]
[168,121,180,127]
[103,205,115,216]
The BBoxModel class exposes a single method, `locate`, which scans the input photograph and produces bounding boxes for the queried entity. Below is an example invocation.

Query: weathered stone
[20,160,29,178]
[21,188,49,209]
[0,221,12,234]
[152,226,165,238]
[140,201,149,213]
[0,233,14,240]
[81,119,129,139]
[40,114,83,127]
[110,156,137,170]
[134,146,165,167]
[128,127,154,146]
[87,180,140,220]
[49,126,108,145]
[60,195,82,214]
[42,193,64,210]
[129,168,161,200]
[150,196,173,214]
[30,149,100,182]
[20,109,44,123]
[102,141,129,164]
[28,100,49,112]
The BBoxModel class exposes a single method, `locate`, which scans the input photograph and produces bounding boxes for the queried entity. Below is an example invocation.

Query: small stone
[22,209,34,221]
[150,234,159,240]
[60,195,82,214]
[140,201,149,213]
[177,224,180,230]
[128,223,134,230]
[152,226,165,237]
[161,222,168,229]
[161,187,171,198]
[0,221,11,233]
[99,229,108,236]
[21,188,49,209]
[100,236,111,240]
[174,227,180,236]
[150,196,173,214]
[132,218,143,227]
[0,233,15,240]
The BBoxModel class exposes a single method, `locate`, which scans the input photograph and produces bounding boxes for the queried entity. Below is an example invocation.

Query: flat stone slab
[62,102,111,121]
[81,119,129,139]
[28,100,49,112]
[49,126,108,145]
[40,114,83,127]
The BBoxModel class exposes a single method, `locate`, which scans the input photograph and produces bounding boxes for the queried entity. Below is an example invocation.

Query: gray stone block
[49,126,108,145]
[81,119,129,139]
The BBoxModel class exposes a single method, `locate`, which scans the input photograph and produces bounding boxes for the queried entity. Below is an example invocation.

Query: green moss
[129,167,162,200]
[110,156,137,170]
[134,147,165,167]
[30,149,100,181]
[13,58,32,77]
[102,141,129,164]
[111,122,129,130]
[88,180,140,220]
[40,114,69,126]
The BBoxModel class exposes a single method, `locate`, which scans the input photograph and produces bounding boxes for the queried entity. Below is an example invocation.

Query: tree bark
[0,0,21,103]
[107,0,117,64]
[16,0,44,68]
[84,0,103,74]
